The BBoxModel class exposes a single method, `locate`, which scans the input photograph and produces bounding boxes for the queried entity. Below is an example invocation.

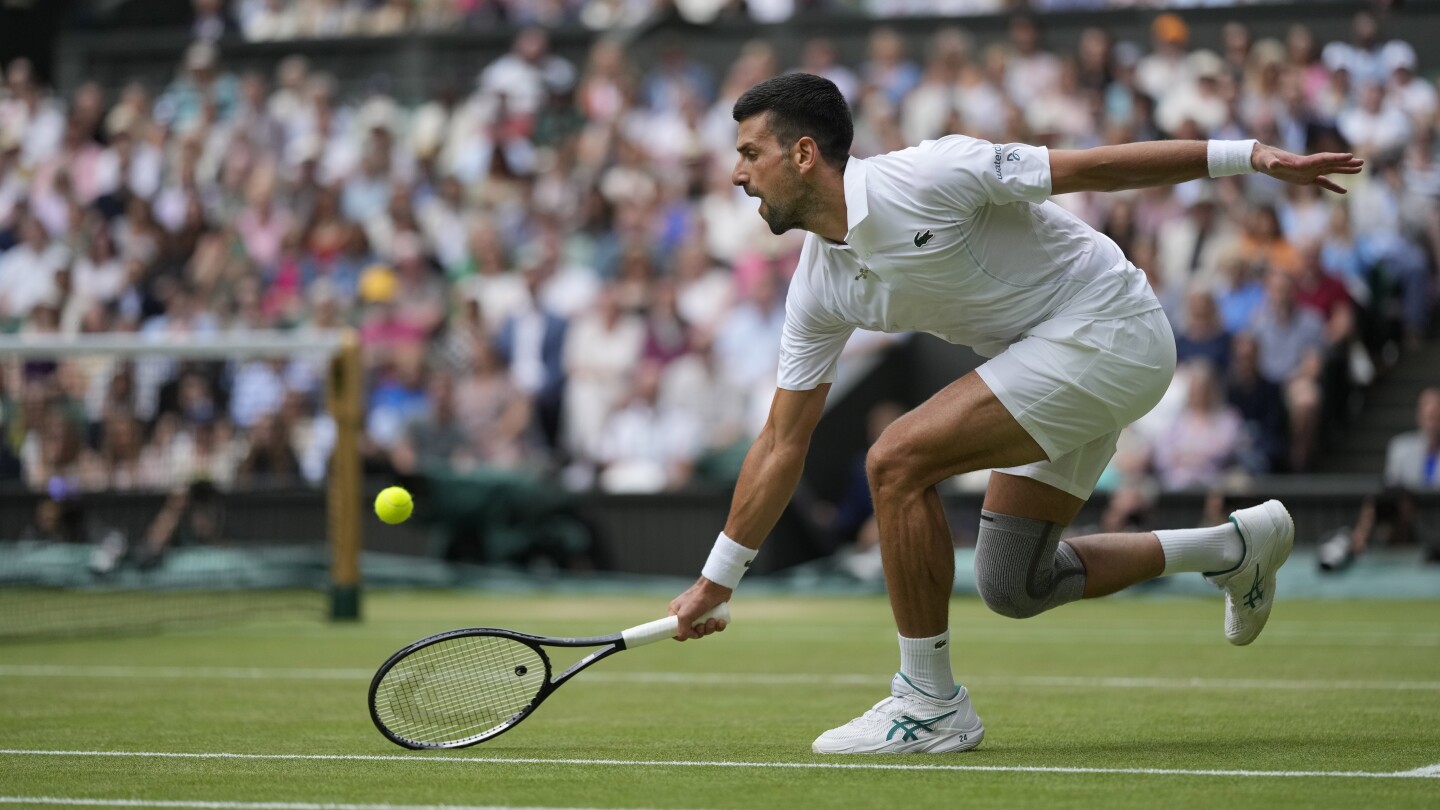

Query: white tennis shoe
[1206,499,1295,646]
[811,674,984,754]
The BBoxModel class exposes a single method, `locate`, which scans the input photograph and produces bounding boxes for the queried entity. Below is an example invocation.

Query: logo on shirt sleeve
[913,230,934,248]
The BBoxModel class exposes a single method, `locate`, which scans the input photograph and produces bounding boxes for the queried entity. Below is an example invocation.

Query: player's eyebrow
[736,142,755,154]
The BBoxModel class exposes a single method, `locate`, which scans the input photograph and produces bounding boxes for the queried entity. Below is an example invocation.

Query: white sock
[898,631,957,700]
[1156,523,1244,576]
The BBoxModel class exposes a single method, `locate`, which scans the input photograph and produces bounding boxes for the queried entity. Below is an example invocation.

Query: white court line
[1,750,1437,781]
[1397,764,1440,778]
[0,799,681,810]
[1,665,1438,692]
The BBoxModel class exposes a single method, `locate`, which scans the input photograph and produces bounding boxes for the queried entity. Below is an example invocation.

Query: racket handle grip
[622,603,731,648]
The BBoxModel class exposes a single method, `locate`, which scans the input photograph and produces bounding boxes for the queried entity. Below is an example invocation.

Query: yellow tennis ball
[374,486,413,525]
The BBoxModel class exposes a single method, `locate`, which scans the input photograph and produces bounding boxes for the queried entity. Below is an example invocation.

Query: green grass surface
[3,592,1439,809]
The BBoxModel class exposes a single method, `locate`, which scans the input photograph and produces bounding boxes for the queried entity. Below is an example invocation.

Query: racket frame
[368,627,628,750]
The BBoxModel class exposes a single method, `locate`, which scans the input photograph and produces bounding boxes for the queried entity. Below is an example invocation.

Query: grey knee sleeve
[973,509,1087,619]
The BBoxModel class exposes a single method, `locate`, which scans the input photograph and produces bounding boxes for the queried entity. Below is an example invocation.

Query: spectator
[20,406,86,491]
[1322,388,1440,569]
[155,42,237,133]
[561,285,643,459]
[1338,81,1412,161]
[191,0,239,42]
[641,279,690,368]
[1284,24,1329,105]
[1294,241,1355,347]
[1319,202,1367,301]
[167,415,244,491]
[1353,161,1432,348]
[236,180,292,270]
[714,269,784,393]
[593,363,700,493]
[90,408,148,491]
[1213,252,1265,337]
[391,372,476,475]
[1175,289,1231,372]
[496,264,567,452]
[453,341,533,470]
[796,39,860,108]
[230,357,289,430]
[417,175,469,272]
[1226,332,1288,474]
[1247,270,1327,471]
[1137,14,1192,111]
[476,27,576,120]
[245,0,301,41]
[1156,184,1238,293]
[1237,204,1302,279]
[1276,182,1332,248]
[0,214,67,322]
[1154,361,1247,492]
[1004,15,1062,107]
[1156,50,1231,137]
[659,328,749,455]
[235,410,302,487]
[365,345,431,459]
[646,41,716,114]
[1382,41,1436,128]
[862,28,920,109]
[900,30,967,146]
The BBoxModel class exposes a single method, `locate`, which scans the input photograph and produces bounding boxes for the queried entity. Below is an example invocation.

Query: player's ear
[792,136,820,174]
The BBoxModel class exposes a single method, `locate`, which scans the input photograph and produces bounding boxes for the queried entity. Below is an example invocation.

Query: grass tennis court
[3,592,1438,810]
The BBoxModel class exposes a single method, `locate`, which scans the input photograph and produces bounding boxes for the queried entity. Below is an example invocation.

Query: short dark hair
[732,73,852,171]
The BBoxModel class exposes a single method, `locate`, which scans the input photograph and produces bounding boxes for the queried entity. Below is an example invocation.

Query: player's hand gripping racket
[369,604,730,749]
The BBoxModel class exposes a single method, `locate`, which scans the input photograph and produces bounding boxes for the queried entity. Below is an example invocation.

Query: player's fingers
[674,616,699,640]
[1314,176,1347,194]
[1302,152,1355,167]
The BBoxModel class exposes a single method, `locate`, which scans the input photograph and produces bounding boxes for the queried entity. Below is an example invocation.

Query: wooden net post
[328,329,363,620]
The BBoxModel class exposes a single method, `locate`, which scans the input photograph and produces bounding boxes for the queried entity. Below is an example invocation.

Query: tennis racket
[368,603,731,749]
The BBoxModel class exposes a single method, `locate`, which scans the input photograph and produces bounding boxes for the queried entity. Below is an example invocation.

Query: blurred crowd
[0,5,1436,508]
[195,0,1349,38]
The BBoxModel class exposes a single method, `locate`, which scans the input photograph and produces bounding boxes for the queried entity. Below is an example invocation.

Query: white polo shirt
[778,135,1161,391]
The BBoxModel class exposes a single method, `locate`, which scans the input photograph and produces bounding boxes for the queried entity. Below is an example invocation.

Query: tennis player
[667,73,1363,754]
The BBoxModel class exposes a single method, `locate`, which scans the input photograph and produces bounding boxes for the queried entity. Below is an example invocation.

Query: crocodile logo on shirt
[913,230,934,248]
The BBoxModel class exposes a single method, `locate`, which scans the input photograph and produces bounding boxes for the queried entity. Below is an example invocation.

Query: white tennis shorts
[975,307,1176,500]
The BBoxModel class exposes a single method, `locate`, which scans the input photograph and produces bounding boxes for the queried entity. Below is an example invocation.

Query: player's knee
[972,510,1086,620]
[974,570,1045,619]
[865,437,919,496]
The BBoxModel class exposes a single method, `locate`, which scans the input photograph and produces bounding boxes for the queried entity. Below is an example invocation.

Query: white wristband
[1207,139,1257,178]
[701,532,757,590]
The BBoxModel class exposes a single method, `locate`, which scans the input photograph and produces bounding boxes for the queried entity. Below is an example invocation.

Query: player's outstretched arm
[1048,140,1363,196]
[669,383,831,640]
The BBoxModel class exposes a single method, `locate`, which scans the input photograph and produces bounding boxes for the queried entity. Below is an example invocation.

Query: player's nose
[731,161,747,188]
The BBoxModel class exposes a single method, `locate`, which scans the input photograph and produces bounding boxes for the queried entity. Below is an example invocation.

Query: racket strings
[373,635,546,745]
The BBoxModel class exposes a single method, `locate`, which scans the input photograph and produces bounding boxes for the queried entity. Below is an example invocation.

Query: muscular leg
[866,372,1049,638]
[869,371,1232,635]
